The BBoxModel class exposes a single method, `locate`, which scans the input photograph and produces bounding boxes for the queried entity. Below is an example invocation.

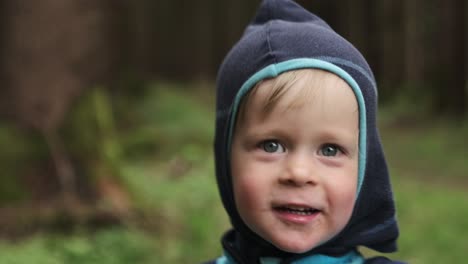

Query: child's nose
[279,152,317,186]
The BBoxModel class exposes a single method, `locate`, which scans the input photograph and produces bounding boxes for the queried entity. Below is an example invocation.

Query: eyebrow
[243,126,358,143]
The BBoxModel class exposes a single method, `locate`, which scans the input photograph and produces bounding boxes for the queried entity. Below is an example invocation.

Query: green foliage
[62,87,123,180]
[380,120,468,182]
[119,158,227,263]
[116,81,214,160]
[392,177,468,264]
[63,90,101,160]
[63,81,225,263]
[91,81,225,262]
[0,229,153,264]
[0,123,45,204]
[118,128,225,262]
[371,106,468,263]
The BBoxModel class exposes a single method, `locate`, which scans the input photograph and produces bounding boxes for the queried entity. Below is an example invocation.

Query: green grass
[0,82,467,263]
[381,122,468,183]
[0,228,154,264]
[119,156,228,263]
[391,176,468,263]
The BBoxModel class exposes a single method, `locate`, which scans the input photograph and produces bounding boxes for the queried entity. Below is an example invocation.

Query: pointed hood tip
[251,0,331,29]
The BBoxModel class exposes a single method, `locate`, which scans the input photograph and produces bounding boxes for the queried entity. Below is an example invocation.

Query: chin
[275,240,317,254]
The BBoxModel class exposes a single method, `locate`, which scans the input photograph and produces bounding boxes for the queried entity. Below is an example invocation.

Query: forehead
[244,69,358,120]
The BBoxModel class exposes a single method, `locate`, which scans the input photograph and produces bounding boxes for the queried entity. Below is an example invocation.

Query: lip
[272,203,321,225]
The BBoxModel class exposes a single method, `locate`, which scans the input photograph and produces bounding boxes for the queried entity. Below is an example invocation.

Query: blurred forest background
[0,0,467,263]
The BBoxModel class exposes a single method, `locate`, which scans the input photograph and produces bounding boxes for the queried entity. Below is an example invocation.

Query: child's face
[231,71,359,253]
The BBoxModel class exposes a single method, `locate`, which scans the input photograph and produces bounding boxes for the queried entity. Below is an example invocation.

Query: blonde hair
[237,69,348,122]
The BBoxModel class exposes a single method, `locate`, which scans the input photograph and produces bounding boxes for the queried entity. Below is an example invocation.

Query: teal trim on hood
[216,250,364,264]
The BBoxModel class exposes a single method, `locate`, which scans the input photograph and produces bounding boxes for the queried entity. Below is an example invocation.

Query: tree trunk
[404,0,426,91]
[378,0,405,101]
[338,0,368,52]
[0,0,117,204]
[435,0,466,119]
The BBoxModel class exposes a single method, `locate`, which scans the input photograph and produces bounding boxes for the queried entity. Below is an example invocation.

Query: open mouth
[274,205,320,215]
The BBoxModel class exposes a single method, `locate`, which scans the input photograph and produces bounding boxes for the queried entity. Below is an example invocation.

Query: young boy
[209,0,404,263]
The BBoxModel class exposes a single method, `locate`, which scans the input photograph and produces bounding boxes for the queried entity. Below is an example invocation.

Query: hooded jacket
[212,0,402,263]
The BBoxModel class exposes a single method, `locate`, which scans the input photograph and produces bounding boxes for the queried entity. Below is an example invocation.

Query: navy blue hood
[214,0,399,261]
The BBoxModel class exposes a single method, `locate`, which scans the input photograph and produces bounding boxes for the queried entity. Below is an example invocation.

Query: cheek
[233,173,259,207]
[337,188,356,216]
[231,156,266,197]
[326,164,358,221]
[233,178,262,227]
[329,177,357,224]
[231,162,268,221]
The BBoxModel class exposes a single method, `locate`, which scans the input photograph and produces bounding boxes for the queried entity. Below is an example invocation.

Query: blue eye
[260,140,285,153]
[320,144,340,157]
